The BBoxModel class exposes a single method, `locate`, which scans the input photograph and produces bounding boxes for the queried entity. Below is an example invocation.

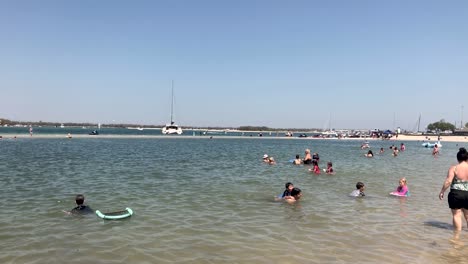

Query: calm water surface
[0,137,467,263]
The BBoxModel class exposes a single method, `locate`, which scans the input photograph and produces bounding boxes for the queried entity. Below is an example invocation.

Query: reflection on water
[0,137,466,263]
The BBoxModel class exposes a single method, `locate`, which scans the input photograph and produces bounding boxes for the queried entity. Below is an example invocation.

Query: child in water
[365,150,374,158]
[281,182,294,200]
[324,161,335,175]
[312,152,320,162]
[64,194,94,215]
[400,143,406,151]
[350,182,366,197]
[309,160,321,174]
[390,178,409,196]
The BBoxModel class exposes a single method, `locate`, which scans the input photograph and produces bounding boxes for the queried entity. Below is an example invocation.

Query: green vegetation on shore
[427,119,457,132]
[0,118,320,131]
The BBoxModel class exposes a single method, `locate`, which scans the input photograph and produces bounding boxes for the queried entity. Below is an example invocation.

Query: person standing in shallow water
[433,144,439,157]
[400,143,406,151]
[439,147,468,232]
[303,149,312,164]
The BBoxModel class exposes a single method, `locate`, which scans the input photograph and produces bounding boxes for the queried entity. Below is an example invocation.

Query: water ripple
[0,138,466,263]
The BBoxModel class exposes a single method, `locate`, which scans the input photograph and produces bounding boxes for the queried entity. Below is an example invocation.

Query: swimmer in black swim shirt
[69,194,94,215]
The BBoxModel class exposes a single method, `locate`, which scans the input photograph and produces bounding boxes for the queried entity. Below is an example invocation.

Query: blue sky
[1,0,467,130]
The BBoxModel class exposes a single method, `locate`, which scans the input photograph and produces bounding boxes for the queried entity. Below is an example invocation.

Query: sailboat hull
[162,125,183,135]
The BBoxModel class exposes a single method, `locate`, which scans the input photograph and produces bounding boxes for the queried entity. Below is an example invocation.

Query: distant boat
[409,114,423,135]
[162,81,183,135]
[60,124,65,128]
[321,130,338,137]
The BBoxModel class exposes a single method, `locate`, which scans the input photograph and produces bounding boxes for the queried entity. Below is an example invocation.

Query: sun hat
[263,154,268,158]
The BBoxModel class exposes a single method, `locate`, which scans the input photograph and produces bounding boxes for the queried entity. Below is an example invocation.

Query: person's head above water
[399,178,407,186]
[290,187,302,200]
[295,154,300,159]
[75,194,85,205]
[356,182,365,190]
[457,147,468,162]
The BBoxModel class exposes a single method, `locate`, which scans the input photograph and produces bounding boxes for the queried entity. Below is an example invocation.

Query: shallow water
[0,137,467,263]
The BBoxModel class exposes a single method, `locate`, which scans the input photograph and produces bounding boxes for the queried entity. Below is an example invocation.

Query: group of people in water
[348,178,409,197]
[275,182,302,203]
[266,142,468,233]
[265,144,411,203]
[278,177,409,204]
[264,149,335,175]
[364,143,406,158]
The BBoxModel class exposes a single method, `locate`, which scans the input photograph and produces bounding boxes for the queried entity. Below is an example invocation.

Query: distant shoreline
[2,133,468,143]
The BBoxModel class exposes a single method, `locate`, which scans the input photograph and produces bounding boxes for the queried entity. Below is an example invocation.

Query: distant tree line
[0,118,160,128]
[427,119,456,132]
[0,118,327,131]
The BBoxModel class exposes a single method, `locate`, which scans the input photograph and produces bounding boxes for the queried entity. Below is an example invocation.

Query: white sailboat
[409,114,423,135]
[321,113,338,137]
[162,81,183,135]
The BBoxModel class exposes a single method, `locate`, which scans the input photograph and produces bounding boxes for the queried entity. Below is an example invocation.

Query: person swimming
[268,157,276,165]
[325,161,334,174]
[281,182,294,199]
[67,194,94,215]
[286,187,302,203]
[350,182,365,197]
[392,146,399,157]
[293,154,302,165]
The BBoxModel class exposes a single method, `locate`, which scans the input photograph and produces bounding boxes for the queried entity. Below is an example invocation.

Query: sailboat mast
[417,114,421,132]
[171,80,174,124]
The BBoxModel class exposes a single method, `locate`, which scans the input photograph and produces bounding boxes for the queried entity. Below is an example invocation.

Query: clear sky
[1,0,467,130]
